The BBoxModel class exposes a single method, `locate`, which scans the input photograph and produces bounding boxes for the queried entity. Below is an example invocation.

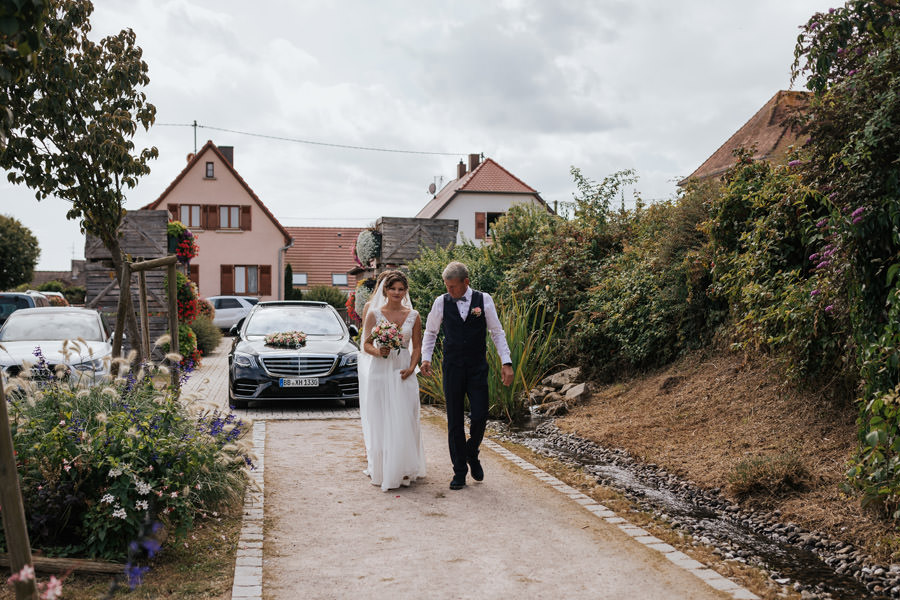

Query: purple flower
[829,7,835,13]
[816,218,828,228]
[788,160,802,167]
[809,253,819,261]
[851,206,866,218]
[816,260,831,269]
[852,216,864,225]
[847,69,858,76]
[125,563,150,589]
[824,305,834,314]
[810,289,820,297]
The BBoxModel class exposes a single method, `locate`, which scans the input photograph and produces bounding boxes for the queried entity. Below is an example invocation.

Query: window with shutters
[234,266,257,294]
[486,212,504,238]
[205,162,215,178]
[219,205,241,229]
[189,264,199,287]
[179,204,202,228]
[222,265,270,296]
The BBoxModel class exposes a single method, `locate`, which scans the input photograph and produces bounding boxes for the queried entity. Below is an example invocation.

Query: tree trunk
[108,237,143,366]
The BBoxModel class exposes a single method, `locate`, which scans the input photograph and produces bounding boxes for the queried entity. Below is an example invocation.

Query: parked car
[0,307,112,383]
[207,295,259,331]
[0,291,50,326]
[37,291,69,306]
[228,301,359,409]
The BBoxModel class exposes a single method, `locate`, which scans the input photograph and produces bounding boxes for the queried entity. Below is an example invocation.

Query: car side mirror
[229,318,245,337]
[347,324,359,338]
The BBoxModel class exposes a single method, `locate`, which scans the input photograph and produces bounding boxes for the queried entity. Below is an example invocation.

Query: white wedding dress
[360,306,427,491]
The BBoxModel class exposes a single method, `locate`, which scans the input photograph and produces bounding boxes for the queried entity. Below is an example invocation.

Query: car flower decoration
[470,307,482,318]
[265,331,307,349]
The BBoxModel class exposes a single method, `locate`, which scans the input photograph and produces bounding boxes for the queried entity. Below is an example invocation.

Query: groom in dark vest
[421,261,514,490]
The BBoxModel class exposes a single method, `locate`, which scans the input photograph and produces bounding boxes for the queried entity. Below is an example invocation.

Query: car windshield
[0,312,104,342]
[245,306,344,337]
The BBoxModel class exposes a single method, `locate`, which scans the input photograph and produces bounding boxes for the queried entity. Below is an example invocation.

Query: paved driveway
[182,339,755,600]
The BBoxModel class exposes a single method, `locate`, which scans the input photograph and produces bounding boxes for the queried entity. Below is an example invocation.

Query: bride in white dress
[359,270,427,490]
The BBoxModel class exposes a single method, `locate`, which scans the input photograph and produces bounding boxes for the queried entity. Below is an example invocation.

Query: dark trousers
[443,360,489,477]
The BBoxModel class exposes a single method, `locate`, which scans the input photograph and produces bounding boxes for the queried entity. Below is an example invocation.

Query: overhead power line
[155,122,464,157]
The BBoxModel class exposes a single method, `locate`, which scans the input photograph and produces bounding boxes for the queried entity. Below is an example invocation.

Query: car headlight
[234,352,256,368]
[73,358,105,373]
[341,352,359,367]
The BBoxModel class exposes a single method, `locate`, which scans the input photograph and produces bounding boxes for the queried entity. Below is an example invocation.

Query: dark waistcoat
[442,291,487,367]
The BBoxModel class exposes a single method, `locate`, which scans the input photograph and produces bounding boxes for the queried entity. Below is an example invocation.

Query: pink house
[142,141,293,301]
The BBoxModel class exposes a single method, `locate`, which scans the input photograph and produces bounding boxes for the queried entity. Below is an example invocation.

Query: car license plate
[280,377,318,388]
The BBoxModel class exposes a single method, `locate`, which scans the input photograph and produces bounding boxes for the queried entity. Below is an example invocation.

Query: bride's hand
[379,346,390,358]
[400,367,414,379]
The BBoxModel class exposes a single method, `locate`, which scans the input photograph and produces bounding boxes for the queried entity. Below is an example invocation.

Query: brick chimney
[218,145,234,166]
[457,160,466,179]
[468,153,480,172]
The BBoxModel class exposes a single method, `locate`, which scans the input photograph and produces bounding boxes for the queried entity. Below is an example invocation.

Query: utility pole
[193,120,197,154]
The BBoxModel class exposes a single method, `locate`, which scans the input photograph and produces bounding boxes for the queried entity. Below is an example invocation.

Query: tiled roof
[680,90,811,185]
[416,158,544,219]
[284,227,365,289]
[141,140,292,244]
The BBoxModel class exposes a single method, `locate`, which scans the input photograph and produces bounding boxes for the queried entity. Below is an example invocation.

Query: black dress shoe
[469,458,484,481]
[449,475,466,490]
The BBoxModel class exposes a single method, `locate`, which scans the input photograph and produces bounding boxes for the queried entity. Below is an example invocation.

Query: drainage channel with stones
[493,416,897,600]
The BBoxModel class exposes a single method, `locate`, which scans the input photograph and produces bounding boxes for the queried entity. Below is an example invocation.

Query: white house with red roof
[284,226,364,294]
[141,141,293,301]
[416,154,551,244]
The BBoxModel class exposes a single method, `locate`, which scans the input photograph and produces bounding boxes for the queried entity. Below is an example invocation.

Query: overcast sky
[3,0,832,271]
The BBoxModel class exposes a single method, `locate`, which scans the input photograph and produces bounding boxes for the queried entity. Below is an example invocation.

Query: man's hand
[501,364,514,387]
[420,360,432,377]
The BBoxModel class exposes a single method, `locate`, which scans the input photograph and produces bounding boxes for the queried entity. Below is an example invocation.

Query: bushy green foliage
[3,353,252,560]
[705,151,851,382]
[303,285,347,311]
[406,243,504,315]
[190,315,222,356]
[569,186,718,379]
[37,279,64,293]
[62,285,85,305]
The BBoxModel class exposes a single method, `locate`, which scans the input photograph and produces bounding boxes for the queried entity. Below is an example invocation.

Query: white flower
[134,479,151,495]
[112,507,127,519]
[109,466,123,478]
[136,500,149,511]
[100,494,115,504]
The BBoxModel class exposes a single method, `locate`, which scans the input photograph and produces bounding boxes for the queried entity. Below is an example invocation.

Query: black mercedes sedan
[228,301,359,409]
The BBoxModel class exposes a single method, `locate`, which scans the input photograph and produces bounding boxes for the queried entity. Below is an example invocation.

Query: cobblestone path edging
[231,420,266,600]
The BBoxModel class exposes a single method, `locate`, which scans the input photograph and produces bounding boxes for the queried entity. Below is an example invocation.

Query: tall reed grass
[418,293,562,422]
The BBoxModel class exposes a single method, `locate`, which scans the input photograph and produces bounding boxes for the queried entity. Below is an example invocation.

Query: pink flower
[470,307,483,318]
[40,576,63,600]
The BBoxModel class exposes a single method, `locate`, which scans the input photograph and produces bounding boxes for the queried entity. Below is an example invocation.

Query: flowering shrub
[2,356,253,560]
[198,298,215,321]
[354,277,375,316]
[265,331,307,348]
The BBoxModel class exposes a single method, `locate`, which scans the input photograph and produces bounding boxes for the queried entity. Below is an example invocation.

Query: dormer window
[205,162,214,178]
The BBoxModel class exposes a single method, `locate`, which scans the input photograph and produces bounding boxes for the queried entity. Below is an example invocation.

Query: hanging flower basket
[354,229,381,265]
[167,221,199,264]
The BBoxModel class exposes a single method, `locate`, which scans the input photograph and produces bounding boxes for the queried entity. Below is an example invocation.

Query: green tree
[0,213,39,289]
[0,0,49,147]
[0,0,157,357]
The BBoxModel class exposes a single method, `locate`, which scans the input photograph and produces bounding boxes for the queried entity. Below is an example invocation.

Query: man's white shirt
[421,286,512,364]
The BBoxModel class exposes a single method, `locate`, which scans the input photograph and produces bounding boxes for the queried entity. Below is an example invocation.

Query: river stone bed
[491,419,898,600]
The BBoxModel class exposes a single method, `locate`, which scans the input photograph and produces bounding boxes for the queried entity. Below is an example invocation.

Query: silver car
[208,295,259,331]
[0,307,113,383]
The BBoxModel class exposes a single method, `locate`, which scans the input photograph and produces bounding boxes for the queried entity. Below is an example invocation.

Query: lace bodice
[371,308,417,349]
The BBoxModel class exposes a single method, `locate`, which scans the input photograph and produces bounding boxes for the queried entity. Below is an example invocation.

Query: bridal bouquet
[265,331,307,348]
[371,320,402,358]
